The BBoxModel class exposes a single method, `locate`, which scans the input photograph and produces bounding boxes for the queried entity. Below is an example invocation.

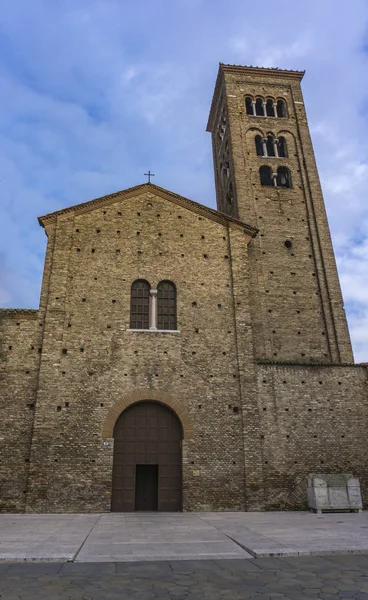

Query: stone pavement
[1,511,368,562]
[2,555,368,599]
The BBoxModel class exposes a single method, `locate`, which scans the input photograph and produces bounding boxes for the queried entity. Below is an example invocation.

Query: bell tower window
[255,135,263,156]
[255,98,265,116]
[276,166,291,188]
[266,135,276,157]
[276,99,287,117]
[259,166,273,186]
[277,137,287,157]
[266,99,275,117]
[245,96,254,116]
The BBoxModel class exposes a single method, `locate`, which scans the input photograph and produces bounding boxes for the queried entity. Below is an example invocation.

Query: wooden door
[111,401,182,512]
[135,465,158,510]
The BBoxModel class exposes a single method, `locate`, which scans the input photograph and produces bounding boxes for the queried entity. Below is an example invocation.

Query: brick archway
[102,389,194,439]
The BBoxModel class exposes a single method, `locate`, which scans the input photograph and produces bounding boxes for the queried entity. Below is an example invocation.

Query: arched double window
[254,134,287,158]
[259,166,292,188]
[130,280,151,329]
[130,279,177,330]
[157,281,177,330]
[245,96,287,118]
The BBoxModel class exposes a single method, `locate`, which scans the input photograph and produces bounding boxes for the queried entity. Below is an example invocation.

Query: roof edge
[0,308,39,319]
[220,63,305,79]
[38,182,258,238]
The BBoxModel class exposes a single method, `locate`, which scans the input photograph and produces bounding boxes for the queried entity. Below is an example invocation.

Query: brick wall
[0,311,40,512]
[24,189,253,512]
[256,363,368,509]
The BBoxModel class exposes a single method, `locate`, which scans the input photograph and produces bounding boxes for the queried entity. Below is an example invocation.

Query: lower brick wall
[255,363,368,509]
[0,312,40,512]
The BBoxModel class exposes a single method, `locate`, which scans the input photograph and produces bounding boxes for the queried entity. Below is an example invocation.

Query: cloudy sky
[1,0,368,361]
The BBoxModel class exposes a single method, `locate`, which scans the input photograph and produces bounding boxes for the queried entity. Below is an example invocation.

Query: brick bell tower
[207,63,353,364]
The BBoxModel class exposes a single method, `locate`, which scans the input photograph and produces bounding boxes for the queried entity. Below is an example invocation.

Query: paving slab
[199,511,368,557]
[0,514,100,562]
[75,513,253,562]
[0,511,368,563]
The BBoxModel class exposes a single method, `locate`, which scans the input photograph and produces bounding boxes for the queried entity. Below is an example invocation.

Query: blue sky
[1,0,368,361]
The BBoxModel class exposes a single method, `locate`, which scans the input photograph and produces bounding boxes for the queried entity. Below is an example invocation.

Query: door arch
[111,401,183,512]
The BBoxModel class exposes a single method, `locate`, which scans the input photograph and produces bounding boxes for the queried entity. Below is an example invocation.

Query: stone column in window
[273,102,278,117]
[262,138,268,157]
[149,289,158,330]
[272,173,278,187]
[262,102,267,117]
[252,100,256,116]
[274,138,279,158]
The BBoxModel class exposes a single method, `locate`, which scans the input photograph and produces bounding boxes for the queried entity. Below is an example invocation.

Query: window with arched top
[222,161,230,179]
[130,280,151,329]
[255,135,263,156]
[255,97,264,116]
[245,96,254,116]
[276,99,287,118]
[226,183,236,215]
[277,166,291,188]
[157,281,177,331]
[266,135,276,157]
[277,137,287,158]
[260,166,274,187]
[266,98,275,117]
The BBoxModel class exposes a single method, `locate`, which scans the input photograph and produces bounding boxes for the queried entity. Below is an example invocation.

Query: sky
[1,0,368,361]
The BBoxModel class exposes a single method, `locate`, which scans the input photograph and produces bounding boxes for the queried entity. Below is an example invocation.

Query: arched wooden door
[111,401,183,512]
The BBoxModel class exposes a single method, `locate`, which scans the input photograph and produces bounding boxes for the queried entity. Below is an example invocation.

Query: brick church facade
[1,64,367,513]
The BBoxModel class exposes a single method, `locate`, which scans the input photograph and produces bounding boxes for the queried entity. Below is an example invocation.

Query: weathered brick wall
[208,66,353,365]
[256,363,368,509]
[0,310,40,512]
[25,189,254,512]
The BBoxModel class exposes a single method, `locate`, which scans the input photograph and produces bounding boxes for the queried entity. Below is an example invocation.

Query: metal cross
[144,170,155,183]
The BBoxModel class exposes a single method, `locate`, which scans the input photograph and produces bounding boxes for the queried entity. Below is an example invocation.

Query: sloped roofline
[0,309,38,319]
[38,182,258,237]
[207,62,305,132]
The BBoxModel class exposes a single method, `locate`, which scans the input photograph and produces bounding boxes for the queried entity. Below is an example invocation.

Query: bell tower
[207,64,353,364]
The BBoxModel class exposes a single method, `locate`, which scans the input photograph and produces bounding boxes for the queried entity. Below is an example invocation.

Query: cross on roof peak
[144,170,155,183]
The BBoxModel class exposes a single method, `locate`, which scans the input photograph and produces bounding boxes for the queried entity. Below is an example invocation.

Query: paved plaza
[2,555,368,599]
[0,511,368,562]
[1,512,368,599]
